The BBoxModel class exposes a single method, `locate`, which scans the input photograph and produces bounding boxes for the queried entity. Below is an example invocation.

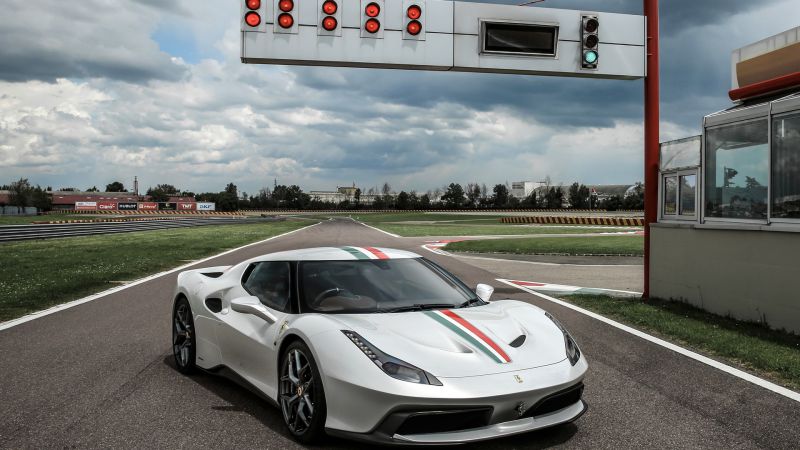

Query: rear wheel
[172,297,196,374]
[279,341,327,443]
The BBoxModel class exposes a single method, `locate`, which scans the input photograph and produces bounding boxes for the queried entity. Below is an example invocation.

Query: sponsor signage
[197,202,216,211]
[139,202,158,210]
[75,202,97,211]
[98,201,117,210]
[118,203,138,211]
[178,202,196,211]
[159,203,177,211]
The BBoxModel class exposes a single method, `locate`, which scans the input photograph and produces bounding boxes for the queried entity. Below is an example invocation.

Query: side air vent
[201,272,224,278]
[205,298,223,313]
[510,334,526,348]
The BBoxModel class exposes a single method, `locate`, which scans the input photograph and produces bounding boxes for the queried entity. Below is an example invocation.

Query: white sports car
[171,247,587,445]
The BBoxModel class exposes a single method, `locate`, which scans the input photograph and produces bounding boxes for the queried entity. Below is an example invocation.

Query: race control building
[652,26,800,334]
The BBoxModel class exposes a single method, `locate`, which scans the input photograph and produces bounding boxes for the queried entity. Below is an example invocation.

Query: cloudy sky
[0,0,796,195]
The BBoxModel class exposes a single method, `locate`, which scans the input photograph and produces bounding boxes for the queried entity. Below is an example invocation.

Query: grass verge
[445,235,644,255]
[0,214,100,225]
[0,220,313,322]
[560,294,800,391]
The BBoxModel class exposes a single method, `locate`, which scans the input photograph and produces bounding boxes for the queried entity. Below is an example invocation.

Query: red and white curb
[498,278,800,403]
[502,279,642,299]
[422,240,461,256]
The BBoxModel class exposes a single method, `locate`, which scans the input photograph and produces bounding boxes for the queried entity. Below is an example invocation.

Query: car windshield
[299,258,478,314]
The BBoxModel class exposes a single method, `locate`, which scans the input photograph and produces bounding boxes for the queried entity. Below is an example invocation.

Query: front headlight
[545,312,581,366]
[342,330,443,386]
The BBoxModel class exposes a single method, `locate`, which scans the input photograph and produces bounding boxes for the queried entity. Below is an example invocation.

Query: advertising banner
[138,202,158,210]
[118,203,138,211]
[159,203,177,211]
[178,202,196,211]
[197,202,216,211]
[75,202,97,211]
[97,201,117,211]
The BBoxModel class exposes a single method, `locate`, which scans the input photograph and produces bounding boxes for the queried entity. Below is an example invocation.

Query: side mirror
[230,296,277,324]
[476,284,494,302]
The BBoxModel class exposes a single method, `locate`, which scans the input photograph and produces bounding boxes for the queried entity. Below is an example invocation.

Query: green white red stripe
[424,310,511,364]
[340,246,390,260]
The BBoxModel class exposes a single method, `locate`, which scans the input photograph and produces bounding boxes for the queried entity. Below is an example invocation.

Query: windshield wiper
[378,303,456,313]
[458,298,484,309]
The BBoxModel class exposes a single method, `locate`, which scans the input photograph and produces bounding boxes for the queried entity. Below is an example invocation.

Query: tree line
[2,178,644,212]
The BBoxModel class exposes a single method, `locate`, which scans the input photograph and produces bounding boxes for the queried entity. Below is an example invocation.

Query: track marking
[498,278,800,403]
[0,222,321,332]
[355,220,402,238]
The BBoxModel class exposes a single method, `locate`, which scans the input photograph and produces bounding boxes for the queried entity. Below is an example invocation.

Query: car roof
[249,246,422,263]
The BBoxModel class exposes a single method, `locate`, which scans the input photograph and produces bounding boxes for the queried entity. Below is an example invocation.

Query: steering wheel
[312,287,356,307]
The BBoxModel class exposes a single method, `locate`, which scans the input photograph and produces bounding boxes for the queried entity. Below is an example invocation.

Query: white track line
[497,278,800,403]
[0,222,320,332]
[356,220,402,238]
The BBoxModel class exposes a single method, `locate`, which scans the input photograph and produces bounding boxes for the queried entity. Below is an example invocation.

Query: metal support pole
[643,0,659,299]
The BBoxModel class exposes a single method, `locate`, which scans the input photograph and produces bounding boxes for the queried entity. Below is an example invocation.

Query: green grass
[445,235,644,255]
[0,214,100,225]
[0,220,313,322]
[561,294,800,391]
[350,212,509,223]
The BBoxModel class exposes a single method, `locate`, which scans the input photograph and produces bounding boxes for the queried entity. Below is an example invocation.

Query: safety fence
[500,216,644,226]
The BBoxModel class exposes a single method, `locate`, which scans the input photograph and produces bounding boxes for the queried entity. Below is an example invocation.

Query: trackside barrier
[50,211,245,217]
[501,216,644,226]
[31,217,210,225]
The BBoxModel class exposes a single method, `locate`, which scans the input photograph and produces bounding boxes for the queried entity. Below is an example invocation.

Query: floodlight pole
[643,0,659,299]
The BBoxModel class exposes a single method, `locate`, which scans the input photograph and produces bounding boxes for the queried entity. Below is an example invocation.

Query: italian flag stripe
[424,310,511,364]
[364,247,390,260]
[340,246,370,260]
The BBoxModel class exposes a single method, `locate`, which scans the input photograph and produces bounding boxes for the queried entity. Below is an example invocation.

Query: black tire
[279,341,327,444]
[172,296,197,374]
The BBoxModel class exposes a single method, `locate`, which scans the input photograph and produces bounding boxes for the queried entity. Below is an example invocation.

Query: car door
[216,261,292,399]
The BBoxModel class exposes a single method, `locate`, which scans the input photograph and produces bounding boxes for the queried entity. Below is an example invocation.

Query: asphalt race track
[0,219,798,449]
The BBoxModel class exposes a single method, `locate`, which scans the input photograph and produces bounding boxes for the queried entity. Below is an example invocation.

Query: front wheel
[172,296,197,374]
[279,341,327,443]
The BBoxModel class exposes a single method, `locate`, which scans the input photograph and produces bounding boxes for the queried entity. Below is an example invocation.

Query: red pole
[643,0,659,299]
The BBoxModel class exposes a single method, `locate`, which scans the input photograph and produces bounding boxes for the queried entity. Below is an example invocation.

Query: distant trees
[147,184,179,203]
[4,178,51,212]
[105,181,126,192]
[492,184,509,208]
[568,182,591,209]
[441,183,465,208]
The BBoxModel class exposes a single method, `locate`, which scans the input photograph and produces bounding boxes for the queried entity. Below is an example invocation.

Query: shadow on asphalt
[163,356,579,449]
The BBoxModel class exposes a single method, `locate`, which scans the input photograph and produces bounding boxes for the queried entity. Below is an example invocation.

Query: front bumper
[322,357,588,445]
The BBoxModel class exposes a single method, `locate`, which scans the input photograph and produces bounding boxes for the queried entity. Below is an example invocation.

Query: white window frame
[659,168,698,222]
[768,104,800,225]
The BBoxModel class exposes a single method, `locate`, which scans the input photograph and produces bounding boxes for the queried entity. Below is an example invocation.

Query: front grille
[395,408,493,435]
[523,383,584,418]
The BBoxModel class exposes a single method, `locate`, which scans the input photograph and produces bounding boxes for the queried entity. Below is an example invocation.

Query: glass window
[243,262,291,312]
[705,120,768,220]
[772,113,800,219]
[299,258,476,314]
[680,174,697,216]
[663,176,677,215]
[661,136,701,171]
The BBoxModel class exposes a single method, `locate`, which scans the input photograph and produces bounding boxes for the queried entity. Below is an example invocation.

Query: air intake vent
[510,334,526,348]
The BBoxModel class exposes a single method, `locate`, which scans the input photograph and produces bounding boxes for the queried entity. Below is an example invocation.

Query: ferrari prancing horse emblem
[516,402,526,417]
[514,375,523,383]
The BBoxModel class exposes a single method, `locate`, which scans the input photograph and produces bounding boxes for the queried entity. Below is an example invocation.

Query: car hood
[330,301,567,378]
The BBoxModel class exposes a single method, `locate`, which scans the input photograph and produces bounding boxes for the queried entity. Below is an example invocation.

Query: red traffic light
[365,18,380,33]
[407,20,421,36]
[246,0,261,9]
[245,11,261,27]
[278,0,294,12]
[365,2,380,18]
[322,0,338,15]
[407,5,422,20]
[278,12,294,28]
[322,16,338,31]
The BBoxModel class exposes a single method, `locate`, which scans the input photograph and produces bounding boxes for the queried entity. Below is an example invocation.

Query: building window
[705,119,769,220]
[680,174,697,216]
[772,112,800,219]
[663,176,677,215]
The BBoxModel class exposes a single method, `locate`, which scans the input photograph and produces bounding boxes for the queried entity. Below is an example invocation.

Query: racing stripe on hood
[340,246,371,260]
[424,310,511,364]
[340,246,390,260]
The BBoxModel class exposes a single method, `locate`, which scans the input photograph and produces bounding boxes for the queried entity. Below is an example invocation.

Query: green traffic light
[584,50,598,64]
